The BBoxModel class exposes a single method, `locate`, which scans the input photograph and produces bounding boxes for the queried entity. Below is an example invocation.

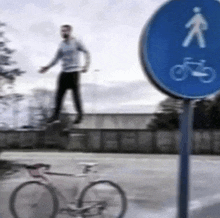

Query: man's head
[61,24,72,40]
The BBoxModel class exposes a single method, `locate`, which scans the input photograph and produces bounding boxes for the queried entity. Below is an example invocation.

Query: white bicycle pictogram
[170,57,216,83]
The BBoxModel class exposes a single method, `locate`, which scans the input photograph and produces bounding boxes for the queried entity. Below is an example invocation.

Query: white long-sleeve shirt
[48,37,88,72]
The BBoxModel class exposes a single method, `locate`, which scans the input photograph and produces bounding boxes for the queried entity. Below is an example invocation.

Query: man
[39,24,90,124]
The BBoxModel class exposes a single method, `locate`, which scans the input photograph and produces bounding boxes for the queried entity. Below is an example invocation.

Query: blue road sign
[140,0,220,99]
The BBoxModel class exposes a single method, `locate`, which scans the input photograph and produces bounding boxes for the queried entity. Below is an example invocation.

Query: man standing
[39,24,90,124]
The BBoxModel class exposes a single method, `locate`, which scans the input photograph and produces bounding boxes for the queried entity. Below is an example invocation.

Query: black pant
[54,72,82,117]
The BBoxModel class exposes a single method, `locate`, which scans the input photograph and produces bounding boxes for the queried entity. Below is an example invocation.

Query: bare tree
[0,21,25,128]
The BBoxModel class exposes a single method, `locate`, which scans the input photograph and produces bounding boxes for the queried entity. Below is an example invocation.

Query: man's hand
[81,66,88,73]
[39,66,49,74]
[81,51,90,73]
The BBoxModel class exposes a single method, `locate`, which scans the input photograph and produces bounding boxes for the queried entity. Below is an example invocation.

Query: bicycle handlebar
[24,162,98,179]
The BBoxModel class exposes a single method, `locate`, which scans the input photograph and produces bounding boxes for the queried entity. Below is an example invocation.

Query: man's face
[61,27,71,39]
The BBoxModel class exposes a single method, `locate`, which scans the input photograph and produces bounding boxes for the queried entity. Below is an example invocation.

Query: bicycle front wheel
[78,180,127,218]
[9,181,59,218]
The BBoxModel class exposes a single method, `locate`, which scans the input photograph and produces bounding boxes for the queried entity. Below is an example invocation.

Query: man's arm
[39,48,62,73]
[77,40,90,73]
[82,50,90,73]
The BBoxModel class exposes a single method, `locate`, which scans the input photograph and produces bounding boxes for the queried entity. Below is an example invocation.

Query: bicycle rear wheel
[9,181,59,218]
[199,67,216,83]
[78,180,127,218]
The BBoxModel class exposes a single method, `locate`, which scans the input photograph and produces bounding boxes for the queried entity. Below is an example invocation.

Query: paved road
[1,152,220,217]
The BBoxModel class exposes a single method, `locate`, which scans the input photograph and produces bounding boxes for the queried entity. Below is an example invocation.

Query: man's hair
[61,24,72,31]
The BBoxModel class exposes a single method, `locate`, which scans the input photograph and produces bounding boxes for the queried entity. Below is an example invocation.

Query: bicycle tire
[9,181,59,218]
[78,180,127,218]
[170,65,187,81]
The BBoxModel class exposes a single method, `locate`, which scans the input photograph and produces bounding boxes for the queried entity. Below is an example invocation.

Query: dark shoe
[47,115,59,124]
[73,114,82,124]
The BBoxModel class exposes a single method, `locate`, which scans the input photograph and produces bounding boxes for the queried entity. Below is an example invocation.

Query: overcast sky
[0,0,169,114]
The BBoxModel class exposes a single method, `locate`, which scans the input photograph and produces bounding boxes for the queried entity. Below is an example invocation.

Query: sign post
[139,0,220,217]
[178,100,193,218]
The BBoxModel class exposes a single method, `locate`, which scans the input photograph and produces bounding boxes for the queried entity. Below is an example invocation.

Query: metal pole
[178,99,193,218]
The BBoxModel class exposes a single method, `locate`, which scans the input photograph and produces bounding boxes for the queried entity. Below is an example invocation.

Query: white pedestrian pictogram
[182,7,208,48]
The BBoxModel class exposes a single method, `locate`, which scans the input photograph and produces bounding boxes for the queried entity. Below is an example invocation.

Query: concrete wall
[62,113,154,129]
[0,129,220,154]
[0,130,44,149]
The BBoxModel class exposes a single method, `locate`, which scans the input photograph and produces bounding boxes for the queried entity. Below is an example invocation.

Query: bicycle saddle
[26,163,50,170]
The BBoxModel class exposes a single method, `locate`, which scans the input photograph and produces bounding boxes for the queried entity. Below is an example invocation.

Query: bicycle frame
[45,172,86,209]
[183,59,205,74]
[27,163,101,216]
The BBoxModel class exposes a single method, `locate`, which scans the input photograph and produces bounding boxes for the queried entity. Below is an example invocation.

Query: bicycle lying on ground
[9,162,127,218]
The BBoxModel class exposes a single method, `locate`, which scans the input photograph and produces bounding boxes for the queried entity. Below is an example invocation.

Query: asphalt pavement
[1,152,220,218]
